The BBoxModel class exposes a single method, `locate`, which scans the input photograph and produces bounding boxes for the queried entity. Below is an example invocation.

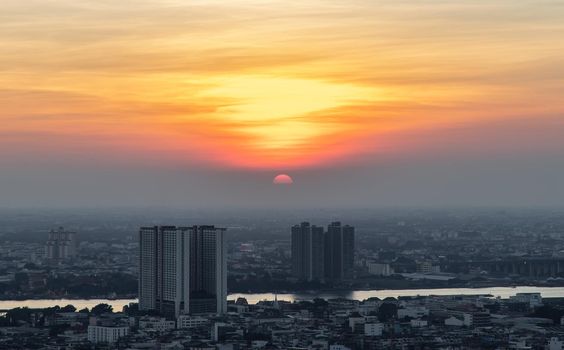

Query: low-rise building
[139,316,175,332]
[87,325,129,344]
[177,315,210,329]
[364,323,383,336]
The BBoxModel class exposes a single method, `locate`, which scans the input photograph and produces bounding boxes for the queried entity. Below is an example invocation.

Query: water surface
[2,286,563,310]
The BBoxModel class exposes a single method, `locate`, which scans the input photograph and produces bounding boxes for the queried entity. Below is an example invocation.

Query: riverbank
[3,286,564,310]
[3,278,564,302]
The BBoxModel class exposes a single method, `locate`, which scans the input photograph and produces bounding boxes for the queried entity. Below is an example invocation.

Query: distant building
[325,222,355,281]
[45,227,77,261]
[139,225,227,318]
[416,260,440,274]
[368,262,393,276]
[291,222,324,281]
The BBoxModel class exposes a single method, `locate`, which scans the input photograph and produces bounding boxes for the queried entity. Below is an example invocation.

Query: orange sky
[1,0,563,169]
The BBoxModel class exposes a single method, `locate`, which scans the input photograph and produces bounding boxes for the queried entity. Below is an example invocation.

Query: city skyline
[2,1,564,348]
[1,0,564,208]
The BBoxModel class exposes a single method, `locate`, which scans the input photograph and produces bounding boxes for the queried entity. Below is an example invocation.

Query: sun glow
[198,75,377,149]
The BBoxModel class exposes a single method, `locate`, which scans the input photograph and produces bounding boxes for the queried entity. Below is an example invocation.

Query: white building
[87,325,129,344]
[364,323,383,336]
[177,315,210,329]
[139,226,227,318]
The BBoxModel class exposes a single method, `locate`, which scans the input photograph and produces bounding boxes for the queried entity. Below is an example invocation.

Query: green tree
[378,303,397,322]
[60,304,76,312]
[91,303,113,315]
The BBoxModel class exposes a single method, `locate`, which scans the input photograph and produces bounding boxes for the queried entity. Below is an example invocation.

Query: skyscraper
[291,222,324,281]
[188,226,228,315]
[45,227,77,261]
[324,222,355,281]
[139,225,227,318]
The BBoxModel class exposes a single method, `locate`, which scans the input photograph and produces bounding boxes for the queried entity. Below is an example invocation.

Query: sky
[1,0,563,208]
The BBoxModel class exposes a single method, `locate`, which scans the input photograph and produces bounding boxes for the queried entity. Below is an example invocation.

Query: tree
[529,305,564,323]
[60,304,76,312]
[123,303,139,316]
[5,307,32,325]
[378,303,397,322]
[91,303,113,315]
[49,324,69,337]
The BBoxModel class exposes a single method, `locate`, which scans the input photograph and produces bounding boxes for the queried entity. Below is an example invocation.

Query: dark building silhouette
[139,225,227,318]
[291,222,325,281]
[325,222,355,281]
[291,221,355,282]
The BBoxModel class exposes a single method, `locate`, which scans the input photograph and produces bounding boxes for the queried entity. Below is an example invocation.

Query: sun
[273,174,294,185]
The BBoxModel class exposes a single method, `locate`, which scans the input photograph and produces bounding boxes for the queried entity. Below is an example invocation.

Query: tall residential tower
[291,222,355,282]
[324,222,355,281]
[139,226,227,318]
[291,222,325,281]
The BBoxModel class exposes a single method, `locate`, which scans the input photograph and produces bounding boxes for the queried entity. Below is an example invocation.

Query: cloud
[1,0,563,171]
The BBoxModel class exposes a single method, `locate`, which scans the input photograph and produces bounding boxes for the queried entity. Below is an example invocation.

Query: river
[2,286,564,311]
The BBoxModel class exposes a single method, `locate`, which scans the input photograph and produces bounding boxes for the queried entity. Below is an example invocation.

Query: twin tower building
[138,226,227,319]
[139,222,354,319]
[292,221,355,282]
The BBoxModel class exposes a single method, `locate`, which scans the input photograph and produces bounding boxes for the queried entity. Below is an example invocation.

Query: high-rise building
[324,222,355,281]
[291,222,324,281]
[45,227,77,261]
[139,225,227,318]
